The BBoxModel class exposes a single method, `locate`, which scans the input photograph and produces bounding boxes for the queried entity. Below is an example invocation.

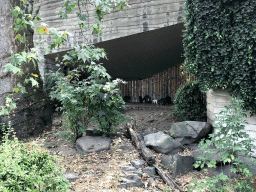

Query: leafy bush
[189,98,256,191]
[48,45,128,142]
[183,0,256,115]
[172,81,206,121]
[0,125,69,191]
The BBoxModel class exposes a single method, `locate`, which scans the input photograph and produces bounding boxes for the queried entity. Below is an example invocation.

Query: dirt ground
[23,103,212,192]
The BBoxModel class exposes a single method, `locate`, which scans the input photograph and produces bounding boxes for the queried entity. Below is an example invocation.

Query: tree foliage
[1,0,130,141]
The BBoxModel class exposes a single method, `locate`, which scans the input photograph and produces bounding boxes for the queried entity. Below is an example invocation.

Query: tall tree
[0,0,53,138]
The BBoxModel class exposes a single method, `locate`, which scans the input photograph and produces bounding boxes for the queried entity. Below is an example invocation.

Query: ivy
[183,0,256,115]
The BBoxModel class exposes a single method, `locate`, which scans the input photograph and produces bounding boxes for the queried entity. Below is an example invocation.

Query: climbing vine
[0,0,129,141]
[183,0,256,115]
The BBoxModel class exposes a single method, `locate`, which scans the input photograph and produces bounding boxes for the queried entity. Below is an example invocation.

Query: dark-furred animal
[123,95,131,103]
[139,96,143,103]
[158,98,166,106]
[165,96,173,105]
[143,95,151,103]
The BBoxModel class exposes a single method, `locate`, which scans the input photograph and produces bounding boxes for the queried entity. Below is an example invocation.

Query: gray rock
[63,173,80,182]
[118,175,143,188]
[238,155,256,175]
[143,166,156,176]
[208,164,238,179]
[137,130,159,138]
[133,170,143,177]
[144,131,182,154]
[192,147,223,162]
[187,143,201,151]
[168,121,212,145]
[121,166,137,172]
[131,159,145,169]
[76,136,111,153]
[161,154,194,177]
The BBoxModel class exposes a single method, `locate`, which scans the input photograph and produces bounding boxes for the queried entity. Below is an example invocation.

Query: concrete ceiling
[96,23,185,80]
[46,23,185,81]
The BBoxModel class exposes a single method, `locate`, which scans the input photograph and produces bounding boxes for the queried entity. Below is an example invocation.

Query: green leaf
[36,27,45,35]
[12,88,20,93]
[0,108,9,115]
[77,49,89,63]
[11,6,21,17]
[29,77,39,87]
[17,83,27,93]
[4,64,21,74]
[15,34,22,41]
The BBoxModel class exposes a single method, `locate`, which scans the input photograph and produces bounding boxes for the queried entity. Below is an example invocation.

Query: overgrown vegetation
[189,98,256,191]
[172,81,206,121]
[183,0,256,115]
[0,124,69,191]
[0,0,129,142]
[48,45,128,141]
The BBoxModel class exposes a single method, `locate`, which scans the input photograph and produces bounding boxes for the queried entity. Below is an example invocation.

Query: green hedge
[183,0,256,115]
[0,125,69,191]
[172,81,206,121]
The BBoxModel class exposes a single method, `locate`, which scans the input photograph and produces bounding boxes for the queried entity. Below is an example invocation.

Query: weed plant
[189,98,256,191]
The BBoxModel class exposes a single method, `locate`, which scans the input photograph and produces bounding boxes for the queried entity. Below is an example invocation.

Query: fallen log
[124,121,181,191]
[153,164,175,188]
[166,173,184,192]
[141,146,156,165]
[126,122,156,165]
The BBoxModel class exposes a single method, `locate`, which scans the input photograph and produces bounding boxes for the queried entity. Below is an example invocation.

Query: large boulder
[144,131,182,154]
[168,121,212,145]
[161,154,194,177]
[76,136,111,153]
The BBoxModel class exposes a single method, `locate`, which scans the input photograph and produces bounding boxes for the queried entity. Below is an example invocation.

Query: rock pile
[118,159,161,188]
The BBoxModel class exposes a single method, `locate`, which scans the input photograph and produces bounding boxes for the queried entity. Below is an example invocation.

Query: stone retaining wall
[207,89,256,157]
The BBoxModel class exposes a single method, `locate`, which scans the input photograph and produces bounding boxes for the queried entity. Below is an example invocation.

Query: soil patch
[22,103,210,191]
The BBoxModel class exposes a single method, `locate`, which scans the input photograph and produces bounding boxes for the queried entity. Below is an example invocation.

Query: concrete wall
[33,0,185,78]
[207,89,256,157]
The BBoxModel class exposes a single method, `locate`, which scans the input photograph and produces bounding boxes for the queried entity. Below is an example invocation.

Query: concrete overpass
[0,0,185,138]
[34,0,185,80]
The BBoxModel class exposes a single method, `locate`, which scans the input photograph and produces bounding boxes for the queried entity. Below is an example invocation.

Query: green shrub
[48,45,128,142]
[172,81,206,121]
[0,125,69,191]
[183,0,256,115]
[189,98,256,191]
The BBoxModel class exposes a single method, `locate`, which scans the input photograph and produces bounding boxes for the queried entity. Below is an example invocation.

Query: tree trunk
[0,0,53,139]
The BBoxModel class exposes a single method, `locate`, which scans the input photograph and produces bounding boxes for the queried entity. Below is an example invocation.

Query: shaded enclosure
[119,64,196,102]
